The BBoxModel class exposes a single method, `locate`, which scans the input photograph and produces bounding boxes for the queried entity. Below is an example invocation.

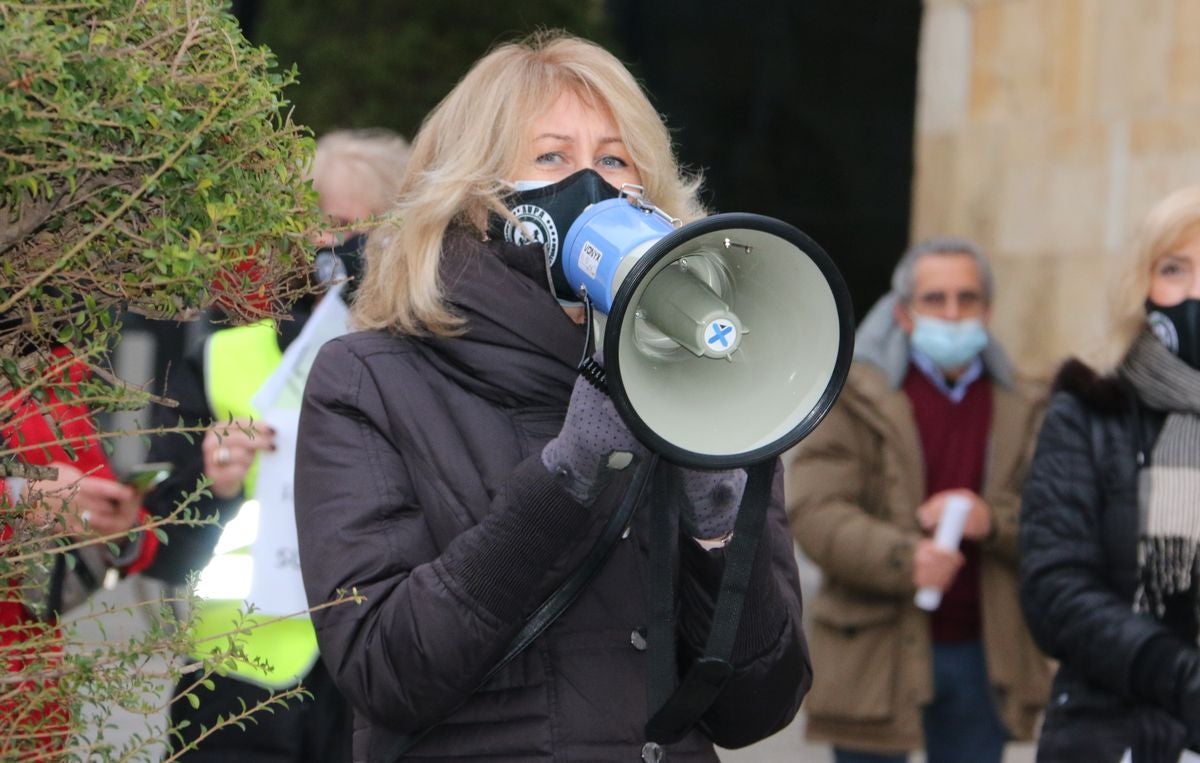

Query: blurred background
[95,1,1199,759]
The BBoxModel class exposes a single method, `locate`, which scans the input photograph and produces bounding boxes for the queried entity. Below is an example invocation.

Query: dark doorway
[608,0,923,320]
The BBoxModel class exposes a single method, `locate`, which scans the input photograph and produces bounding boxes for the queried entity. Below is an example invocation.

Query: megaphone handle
[578,355,607,393]
[575,293,609,393]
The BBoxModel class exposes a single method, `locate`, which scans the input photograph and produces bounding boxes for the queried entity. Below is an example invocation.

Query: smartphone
[123,462,173,492]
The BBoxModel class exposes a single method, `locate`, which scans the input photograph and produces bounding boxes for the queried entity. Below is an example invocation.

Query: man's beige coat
[785,310,1052,754]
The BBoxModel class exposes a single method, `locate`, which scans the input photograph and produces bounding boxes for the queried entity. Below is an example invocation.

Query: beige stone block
[970,0,1052,122]
[1049,121,1109,163]
[1054,254,1127,365]
[1169,0,1200,104]
[990,253,1114,377]
[934,126,1007,242]
[1045,163,1110,252]
[918,2,973,133]
[1095,0,1173,117]
[1130,110,1200,155]
[1004,123,1053,167]
[995,164,1050,255]
[1126,153,1200,224]
[989,255,1061,377]
[1048,0,1101,118]
[924,0,991,7]
[911,133,960,239]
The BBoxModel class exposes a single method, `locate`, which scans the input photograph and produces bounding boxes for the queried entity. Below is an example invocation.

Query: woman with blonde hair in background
[1020,185,1200,762]
[294,31,809,762]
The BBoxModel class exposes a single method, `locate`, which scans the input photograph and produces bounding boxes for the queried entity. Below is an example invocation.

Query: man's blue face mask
[488,169,620,305]
[910,314,988,371]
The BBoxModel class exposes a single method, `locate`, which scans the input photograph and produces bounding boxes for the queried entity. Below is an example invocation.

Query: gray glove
[542,375,646,504]
[674,466,747,540]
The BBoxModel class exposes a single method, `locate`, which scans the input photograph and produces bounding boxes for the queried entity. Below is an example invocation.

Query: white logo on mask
[1148,310,1180,353]
[503,204,560,265]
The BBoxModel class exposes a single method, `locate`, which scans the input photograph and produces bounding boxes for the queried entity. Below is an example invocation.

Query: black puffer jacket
[295,233,810,762]
[1017,359,1200,761]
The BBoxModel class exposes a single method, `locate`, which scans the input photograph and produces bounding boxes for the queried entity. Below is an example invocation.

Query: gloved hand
[542,375,646,504]
[672,466,747,540]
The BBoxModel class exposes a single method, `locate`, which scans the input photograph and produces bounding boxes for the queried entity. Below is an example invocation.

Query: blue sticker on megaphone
[706,320,737,350]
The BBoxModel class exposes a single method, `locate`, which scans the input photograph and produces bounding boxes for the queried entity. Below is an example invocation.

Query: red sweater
[903,364,992,643]
[1,348,159,754]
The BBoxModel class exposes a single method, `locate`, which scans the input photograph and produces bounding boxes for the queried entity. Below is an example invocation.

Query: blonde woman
[294,32,809,762]
[1020,186,1200,762]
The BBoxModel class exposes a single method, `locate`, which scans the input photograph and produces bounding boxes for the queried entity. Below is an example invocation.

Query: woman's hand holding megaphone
[542,372,647,505]
[674,466,747,544]
[543,353,747,544]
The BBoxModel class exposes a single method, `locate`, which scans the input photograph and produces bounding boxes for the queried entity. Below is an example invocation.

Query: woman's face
[1149,233,1200,306]
[512,89,642,189]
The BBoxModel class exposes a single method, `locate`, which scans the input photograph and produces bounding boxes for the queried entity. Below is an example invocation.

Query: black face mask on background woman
[1147,298,1200,370]
[488,169,620,305]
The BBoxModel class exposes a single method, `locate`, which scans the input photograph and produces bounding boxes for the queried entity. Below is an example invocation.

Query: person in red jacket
[1,346,159,756]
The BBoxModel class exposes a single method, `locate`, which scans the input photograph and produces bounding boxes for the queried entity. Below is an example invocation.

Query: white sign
[246,285,351,616]
[252,283,351,412]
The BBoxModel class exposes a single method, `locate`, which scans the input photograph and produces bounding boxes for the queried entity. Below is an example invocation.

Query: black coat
[294,233,810,762]
[1018,359,1200,762]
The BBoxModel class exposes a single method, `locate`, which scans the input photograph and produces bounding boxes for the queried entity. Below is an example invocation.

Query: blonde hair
[353,31,706,336]
[309,128,411,218]
[1105,185,1200,367]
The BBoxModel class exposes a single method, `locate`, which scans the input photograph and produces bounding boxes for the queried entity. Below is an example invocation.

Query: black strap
[380,453,659,762]
[644,459,776,744]
[645,462,681,720]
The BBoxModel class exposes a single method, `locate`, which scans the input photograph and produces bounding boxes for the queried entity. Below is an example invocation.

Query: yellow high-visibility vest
[192,320,318,689]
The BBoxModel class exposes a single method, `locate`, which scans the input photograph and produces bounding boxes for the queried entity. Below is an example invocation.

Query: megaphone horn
[561,190,854,470]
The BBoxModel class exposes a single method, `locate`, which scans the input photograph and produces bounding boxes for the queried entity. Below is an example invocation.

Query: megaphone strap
[644,459,776,744]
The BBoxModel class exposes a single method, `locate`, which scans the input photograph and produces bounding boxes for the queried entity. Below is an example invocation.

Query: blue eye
[536,152,565,164]
[598,155,627,169]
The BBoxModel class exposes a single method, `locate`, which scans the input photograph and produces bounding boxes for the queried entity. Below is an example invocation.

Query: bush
[1,1,323,758]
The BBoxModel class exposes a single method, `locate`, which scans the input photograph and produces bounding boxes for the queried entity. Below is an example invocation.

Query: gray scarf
[1119,329,1200,617]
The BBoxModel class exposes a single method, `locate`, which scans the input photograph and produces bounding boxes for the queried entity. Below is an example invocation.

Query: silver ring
[215,446,232,466]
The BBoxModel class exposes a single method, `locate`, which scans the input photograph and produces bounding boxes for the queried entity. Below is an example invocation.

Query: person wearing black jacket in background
[294,32,810,763]
[1020,185,1200,763]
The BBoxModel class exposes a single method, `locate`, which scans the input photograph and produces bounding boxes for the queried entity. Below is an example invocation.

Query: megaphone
[560,188,854,469]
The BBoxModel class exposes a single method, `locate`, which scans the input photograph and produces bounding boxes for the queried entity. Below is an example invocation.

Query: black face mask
[314,232,367,297]
[1147,298,1200,370]
[487,169,620,303]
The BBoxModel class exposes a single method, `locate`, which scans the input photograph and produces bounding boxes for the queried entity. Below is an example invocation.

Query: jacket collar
[417,230,584,410]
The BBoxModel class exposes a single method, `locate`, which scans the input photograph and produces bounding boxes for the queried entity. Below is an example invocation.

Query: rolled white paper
[914,493,972,612]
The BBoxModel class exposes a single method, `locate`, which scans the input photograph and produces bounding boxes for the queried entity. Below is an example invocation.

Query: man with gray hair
[786,238,1051,762]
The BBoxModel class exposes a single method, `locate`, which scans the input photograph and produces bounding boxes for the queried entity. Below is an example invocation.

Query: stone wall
[913,0,1200,376]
